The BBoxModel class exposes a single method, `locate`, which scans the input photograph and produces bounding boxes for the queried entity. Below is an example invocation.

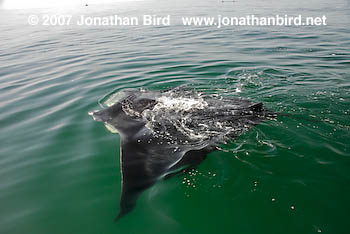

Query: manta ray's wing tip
[114,208,130,222]
[114,213,123,222]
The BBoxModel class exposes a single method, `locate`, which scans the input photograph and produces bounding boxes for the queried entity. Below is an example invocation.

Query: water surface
[0,0,349,233]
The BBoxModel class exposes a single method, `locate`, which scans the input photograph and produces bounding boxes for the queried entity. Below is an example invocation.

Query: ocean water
[0,0,349,233]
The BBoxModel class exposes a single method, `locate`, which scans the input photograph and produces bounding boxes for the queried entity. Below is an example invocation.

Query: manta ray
[90,87,275,220]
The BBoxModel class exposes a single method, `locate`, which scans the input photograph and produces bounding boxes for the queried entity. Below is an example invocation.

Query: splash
[153,96,208,112]
[102,88,274,146]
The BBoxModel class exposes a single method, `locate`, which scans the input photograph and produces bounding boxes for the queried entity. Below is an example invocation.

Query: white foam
[153,96,208,112]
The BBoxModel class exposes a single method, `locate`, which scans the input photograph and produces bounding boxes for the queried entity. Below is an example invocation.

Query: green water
[1,0,349,233]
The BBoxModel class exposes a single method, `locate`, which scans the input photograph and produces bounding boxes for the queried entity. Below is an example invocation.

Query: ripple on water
[0,1,349,233]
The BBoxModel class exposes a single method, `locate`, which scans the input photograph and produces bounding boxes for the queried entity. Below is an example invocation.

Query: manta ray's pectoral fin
[163,147,213,180]
[115,134,189,221]
[116,145,210,220]
[115,174,155,221]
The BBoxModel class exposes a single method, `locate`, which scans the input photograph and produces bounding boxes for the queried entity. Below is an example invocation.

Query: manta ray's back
[90,88,275,220]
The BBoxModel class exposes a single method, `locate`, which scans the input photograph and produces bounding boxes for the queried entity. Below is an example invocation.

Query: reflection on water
[0,0,349,233]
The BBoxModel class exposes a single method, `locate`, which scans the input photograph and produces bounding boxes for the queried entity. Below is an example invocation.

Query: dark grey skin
[91,90,275,221]
[93,101,211,220]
